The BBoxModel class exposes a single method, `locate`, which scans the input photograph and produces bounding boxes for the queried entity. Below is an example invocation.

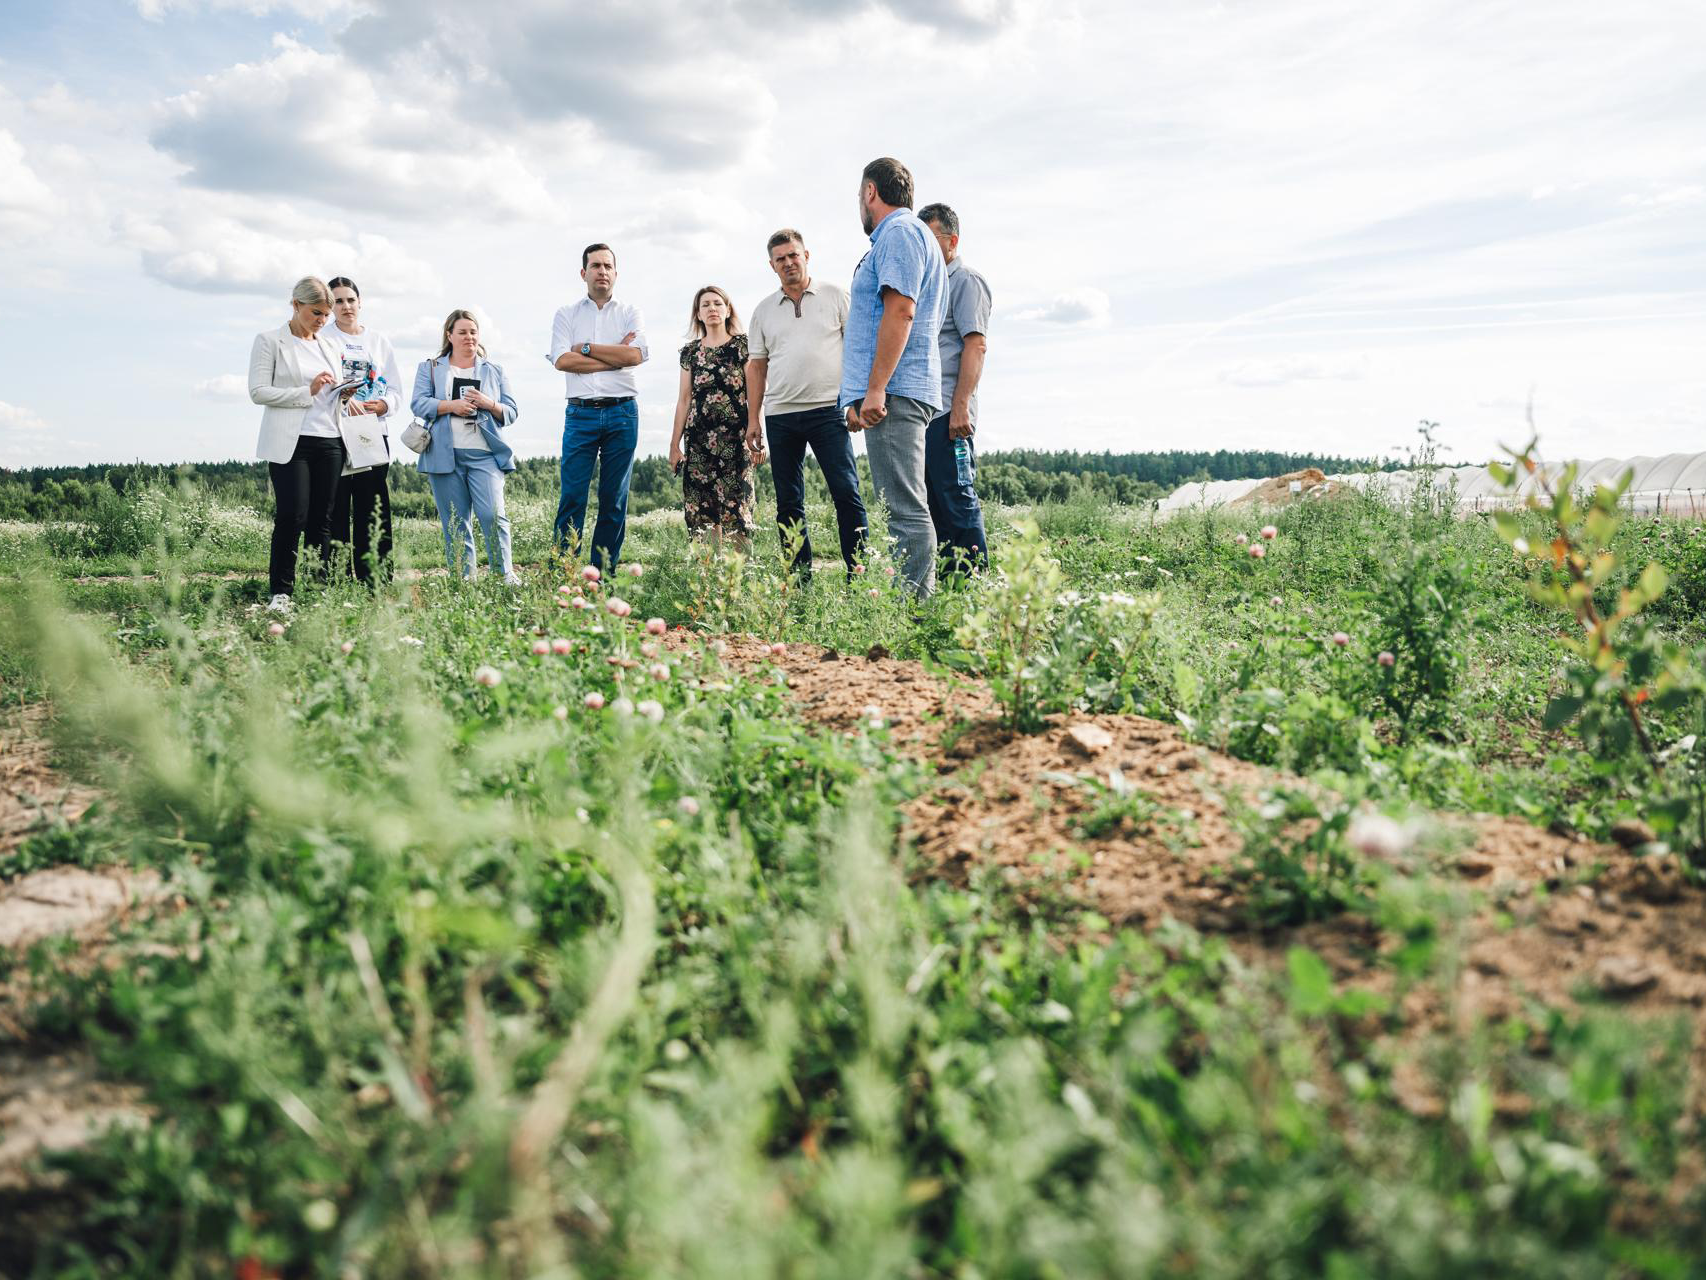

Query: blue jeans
[554,400,638,570]
[765,406,867,575]
[428,449,513,579]
[925,413,988,572]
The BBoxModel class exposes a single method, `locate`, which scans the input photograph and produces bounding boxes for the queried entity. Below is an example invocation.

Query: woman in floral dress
[669,285,756,545]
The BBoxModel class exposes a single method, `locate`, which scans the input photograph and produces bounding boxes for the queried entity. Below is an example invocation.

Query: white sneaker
[266,593,292,614]
[503,572,523,587]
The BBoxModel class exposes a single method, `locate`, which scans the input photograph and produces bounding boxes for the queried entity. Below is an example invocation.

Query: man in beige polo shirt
[744,228,869,578]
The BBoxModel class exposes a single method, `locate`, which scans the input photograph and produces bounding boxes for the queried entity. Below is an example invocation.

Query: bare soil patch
[0,708,161,1193]
[711,637,1706,1115]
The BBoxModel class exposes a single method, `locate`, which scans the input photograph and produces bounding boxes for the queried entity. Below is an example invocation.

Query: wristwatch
[580,342,592,357]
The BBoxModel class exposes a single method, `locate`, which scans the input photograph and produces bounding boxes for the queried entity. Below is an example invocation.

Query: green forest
[0,448,1383,524]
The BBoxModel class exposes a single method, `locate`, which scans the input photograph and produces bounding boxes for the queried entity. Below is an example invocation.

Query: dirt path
[0,708,159,1192]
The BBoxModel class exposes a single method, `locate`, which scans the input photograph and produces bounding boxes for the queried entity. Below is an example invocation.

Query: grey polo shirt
[938,256,993,424]
[748,280,849,415]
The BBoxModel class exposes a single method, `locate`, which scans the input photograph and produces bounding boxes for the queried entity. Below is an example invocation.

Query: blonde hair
[290,276,331,307]
[437,309,488,359]
[686,285,742,339]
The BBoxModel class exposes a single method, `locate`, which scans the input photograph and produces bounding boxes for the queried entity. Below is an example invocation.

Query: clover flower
[474,665,503,688]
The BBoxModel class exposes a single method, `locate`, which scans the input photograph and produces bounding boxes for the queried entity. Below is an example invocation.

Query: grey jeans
[861,393,938,597]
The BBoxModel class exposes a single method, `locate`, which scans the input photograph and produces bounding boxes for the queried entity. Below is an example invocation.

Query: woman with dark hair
[668,284,754,545]
[410,310,521,583]
[325,276,403,583]
[247,275,347,613]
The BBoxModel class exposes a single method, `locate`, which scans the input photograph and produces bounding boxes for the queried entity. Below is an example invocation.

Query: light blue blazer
[411,356,519,474]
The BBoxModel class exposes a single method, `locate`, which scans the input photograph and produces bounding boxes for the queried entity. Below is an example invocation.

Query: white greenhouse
[1157,453,1706,518]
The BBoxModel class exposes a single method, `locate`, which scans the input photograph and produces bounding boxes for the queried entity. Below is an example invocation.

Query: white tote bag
[339,413,391,475]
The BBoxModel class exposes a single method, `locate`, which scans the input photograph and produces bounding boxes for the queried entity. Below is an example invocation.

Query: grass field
[2,468,1704,1278]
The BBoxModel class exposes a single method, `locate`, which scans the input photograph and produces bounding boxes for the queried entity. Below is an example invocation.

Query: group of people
[246,157,991,612]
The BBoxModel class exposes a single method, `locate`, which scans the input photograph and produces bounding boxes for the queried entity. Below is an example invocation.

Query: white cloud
[150,36,554,219]
[135,0,355,17]
[0,129,60,237]
[1222,354,1371,388]
[1013,288,1111,326]
[192,373,250,401]
[122,207,440,298]
[0,401,93,467]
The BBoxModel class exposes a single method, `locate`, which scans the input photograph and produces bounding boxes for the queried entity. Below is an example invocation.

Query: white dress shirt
[548,296,649,400]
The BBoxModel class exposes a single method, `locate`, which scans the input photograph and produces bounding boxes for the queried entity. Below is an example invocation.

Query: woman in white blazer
[324,276,403,585]
[247,276,348,612]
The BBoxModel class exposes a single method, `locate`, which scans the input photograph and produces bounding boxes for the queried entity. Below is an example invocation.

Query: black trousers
[764,405,868,576]
[331,459,393,583]
[268,435,345,597]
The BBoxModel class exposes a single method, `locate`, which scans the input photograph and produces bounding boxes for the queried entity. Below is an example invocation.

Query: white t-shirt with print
[294,335,340,438]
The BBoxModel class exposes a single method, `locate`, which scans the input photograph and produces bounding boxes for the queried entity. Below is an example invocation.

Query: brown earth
[1227,466,1348,508]
[688,636,1706,1124]
[0,708,157,1191]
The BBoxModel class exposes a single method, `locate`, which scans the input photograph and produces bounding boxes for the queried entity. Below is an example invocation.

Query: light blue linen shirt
[838,208,948,415]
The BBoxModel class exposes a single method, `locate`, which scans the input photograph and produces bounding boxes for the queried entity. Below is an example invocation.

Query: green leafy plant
[1488,440,1706,868]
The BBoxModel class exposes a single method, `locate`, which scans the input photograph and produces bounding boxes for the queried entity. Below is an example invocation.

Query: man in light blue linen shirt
[839,156,947,598]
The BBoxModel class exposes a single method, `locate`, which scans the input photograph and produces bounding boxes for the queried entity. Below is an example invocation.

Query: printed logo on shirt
[342,356,385,403]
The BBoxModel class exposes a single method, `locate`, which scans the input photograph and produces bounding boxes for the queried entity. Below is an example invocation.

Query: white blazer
[248,323,345,465]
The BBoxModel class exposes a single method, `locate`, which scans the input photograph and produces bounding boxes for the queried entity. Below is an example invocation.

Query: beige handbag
[399,357,436,454]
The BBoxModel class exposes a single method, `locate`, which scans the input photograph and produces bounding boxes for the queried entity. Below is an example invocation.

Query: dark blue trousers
[925,412,988,572]
[554,399,638,570]
[765,406,868,575]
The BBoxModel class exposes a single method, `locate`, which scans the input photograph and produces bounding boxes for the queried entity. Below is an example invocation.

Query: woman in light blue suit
[411,309,521,583]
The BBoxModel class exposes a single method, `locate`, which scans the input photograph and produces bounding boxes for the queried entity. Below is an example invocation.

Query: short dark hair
[582,243,615,270]
[766,228,805,256]
[917,203,958,237]
[860,157,914,210]
[326,275,360,297]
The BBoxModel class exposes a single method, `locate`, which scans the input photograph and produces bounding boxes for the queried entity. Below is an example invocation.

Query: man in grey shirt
[744,228,868,578]
[919,203,991,574]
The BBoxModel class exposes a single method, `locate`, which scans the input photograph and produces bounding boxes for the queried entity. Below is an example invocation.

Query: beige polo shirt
[747,280,849,415]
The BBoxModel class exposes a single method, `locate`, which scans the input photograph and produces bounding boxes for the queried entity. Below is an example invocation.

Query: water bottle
[953,437,974,487]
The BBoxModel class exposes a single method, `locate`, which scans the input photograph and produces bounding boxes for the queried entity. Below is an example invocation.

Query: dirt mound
[708,637,1706,1112]
[1227,467,1344,508]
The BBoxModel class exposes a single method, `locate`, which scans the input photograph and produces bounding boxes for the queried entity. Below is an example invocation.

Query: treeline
[0,446,1386,523]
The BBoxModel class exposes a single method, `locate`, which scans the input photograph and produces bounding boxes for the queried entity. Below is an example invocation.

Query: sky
[1,0,1703,472]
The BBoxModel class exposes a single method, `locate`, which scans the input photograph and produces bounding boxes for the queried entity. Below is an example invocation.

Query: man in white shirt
[548,243,649,569]
[743,228,868,578]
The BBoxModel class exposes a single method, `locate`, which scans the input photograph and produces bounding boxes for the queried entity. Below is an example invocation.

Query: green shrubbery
[2,454,1704,1275]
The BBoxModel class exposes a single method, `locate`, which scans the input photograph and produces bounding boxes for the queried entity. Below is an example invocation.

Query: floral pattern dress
[679,334,755,538]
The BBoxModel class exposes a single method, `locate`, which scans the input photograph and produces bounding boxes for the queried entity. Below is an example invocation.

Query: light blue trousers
[428,449,513,578]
